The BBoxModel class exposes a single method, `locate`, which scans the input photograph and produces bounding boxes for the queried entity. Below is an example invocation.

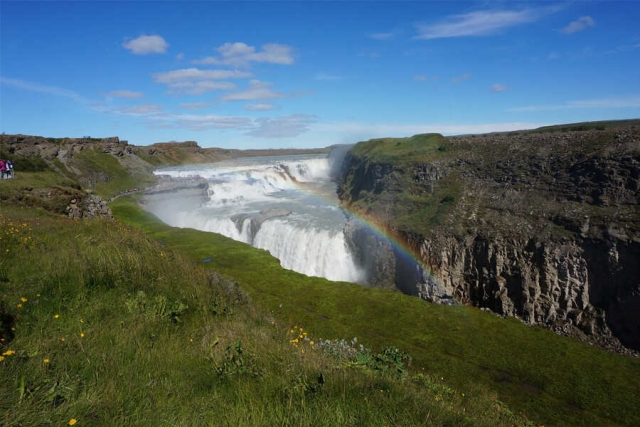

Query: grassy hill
[1,128,639,426]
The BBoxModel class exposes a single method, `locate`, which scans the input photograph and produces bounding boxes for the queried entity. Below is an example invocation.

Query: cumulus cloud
[222,80,285,101]
[107,90,143,99]
[507,97,640,112]
[491,84,509,92]
[245,114,317,138]
[122,35,169,55]
[192,42,294,67]
[152,68,251,95]
[152,68,252,83]
[166,81,236,95]
[244,104,277,111]
[415,9,538,39]
[452,73,471,83]
[561,16,595,34]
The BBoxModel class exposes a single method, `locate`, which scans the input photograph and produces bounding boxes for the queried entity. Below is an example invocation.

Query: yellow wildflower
[43,358,50,364]
[0,356,4,362]
[16,303,22,308]
[54,314,59,319]
[61,337,65,342]
[310,341,314,346]
[2,350,15,356]
[20,297,27,302]
[69,419,77,425]
[80,333,85,338]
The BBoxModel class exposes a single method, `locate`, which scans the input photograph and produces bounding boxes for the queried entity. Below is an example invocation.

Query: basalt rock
[337,126,640,353]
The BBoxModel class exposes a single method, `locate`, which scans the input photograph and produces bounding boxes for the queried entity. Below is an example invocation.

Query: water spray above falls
[147,154,365,283]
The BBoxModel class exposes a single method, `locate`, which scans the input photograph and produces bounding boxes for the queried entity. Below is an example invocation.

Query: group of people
[0,159,15,179]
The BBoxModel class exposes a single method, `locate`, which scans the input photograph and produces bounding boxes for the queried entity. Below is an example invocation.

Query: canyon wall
[337,127,640,352]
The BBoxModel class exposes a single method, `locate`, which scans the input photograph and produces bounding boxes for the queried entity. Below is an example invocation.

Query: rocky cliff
[337,124,640,353]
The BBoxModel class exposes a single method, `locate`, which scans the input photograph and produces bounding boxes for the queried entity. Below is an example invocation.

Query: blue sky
[2,1,639,149]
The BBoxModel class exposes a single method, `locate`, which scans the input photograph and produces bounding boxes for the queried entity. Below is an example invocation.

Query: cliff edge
[337,122,640,353]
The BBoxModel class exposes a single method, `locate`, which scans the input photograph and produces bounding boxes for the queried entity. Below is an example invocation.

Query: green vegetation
[349,133,447,166]
[1,128,639,426]
[71,150,155,198]
[525,119,640,134]
[1,205,540,426]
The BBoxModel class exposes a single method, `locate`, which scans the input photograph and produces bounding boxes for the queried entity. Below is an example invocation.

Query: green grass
[2,135,639,426]
[0,204,538,426]
[111,198,640,426]
[349,133,447,166]
[72,149,155,198]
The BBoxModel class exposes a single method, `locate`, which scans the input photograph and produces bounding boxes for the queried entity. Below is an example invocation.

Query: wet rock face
[66,195,113,220]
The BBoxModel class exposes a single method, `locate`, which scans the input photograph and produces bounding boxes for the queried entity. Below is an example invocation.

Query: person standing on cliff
[7,160,13,178]
[0,159,5,179]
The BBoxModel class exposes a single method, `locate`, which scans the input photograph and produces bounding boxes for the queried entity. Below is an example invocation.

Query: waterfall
[149,154,364,283]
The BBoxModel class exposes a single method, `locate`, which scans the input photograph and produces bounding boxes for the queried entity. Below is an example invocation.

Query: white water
[150,154,364,283]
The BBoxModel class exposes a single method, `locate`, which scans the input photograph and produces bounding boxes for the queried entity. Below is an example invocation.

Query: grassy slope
[113,198,640,427]
[1,133,639,426]
[1,204,537,427]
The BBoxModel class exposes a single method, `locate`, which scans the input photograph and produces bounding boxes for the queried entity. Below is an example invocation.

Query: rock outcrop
[67,194,113,220]
[337,125,640,353]
[2,135,131,159]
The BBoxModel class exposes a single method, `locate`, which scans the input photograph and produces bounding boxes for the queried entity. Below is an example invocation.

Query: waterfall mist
[144,153,365,283]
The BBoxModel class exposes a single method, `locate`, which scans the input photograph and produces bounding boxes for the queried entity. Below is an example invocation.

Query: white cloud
[153,68,250,95]
[508,97,640,112]
[122,35,169,55]
[180,102,211,110]
[244,104,277,111]
[192,42,294,67]
[167,81,236,95]
[107,90,143,99]
[370,32,394,40]
[245,114,317,138]
[415,9,538,39]
[452,73,471,83]
[491,84,509,92]
[561,16,595,34]
[111,104,164,116]
[152,68,252,83]
[176,53,185,60]
[222,80,285,101]
[174,114,253,131]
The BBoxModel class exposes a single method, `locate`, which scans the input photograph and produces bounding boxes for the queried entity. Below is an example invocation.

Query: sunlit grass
[0,205,538,426]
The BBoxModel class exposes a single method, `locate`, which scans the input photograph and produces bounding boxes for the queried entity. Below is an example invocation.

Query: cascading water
[147,154,364,283]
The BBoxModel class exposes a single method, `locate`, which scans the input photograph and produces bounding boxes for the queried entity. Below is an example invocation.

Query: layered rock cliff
[337,125,640,353]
